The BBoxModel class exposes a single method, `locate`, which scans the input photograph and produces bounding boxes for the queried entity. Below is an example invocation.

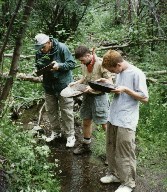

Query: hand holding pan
[60,83,88,97]
[36,63,54,76]
[88,81,116,93]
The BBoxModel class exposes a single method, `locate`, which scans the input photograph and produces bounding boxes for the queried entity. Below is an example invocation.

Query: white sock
[83,138,91,144]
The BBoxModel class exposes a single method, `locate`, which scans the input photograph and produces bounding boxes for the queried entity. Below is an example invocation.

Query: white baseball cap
[35,33,49,50]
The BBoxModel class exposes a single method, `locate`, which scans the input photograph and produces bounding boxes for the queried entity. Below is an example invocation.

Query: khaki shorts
[80,93,109,124]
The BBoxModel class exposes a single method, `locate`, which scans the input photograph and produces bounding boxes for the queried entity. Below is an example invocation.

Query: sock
[83,137,91,144]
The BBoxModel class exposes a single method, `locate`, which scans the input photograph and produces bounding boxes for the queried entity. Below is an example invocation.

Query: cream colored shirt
[81,55,112,84]
[81,55,113,94]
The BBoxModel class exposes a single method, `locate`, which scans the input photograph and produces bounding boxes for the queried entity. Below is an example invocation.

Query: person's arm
[112,86,148,103]
[96,78,148,103]
[96,78,112,84]
[107,76,114,84]
[35,53,49,70]
[101,66,114,84]
[68,77,85,86]
[52,43,76,71]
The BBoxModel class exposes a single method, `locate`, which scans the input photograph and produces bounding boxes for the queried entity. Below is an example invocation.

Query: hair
[102,50,123,68]
[74,45,91,59]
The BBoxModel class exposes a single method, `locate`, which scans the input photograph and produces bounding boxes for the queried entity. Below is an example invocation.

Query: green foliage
[0,115,60,191]
[92,126,106,157]
[11,80,44,112]
[31,0,89,41]
[137,84,167,167]
[0,0,167,190]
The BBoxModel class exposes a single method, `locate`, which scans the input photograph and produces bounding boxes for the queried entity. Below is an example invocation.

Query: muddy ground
[3,102,166,192]
[46,131,166,192]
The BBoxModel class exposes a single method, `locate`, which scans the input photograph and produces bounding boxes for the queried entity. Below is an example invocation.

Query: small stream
[48,139,119,192]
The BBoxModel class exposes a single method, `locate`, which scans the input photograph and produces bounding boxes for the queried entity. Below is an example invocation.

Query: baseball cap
[34,33,50,50]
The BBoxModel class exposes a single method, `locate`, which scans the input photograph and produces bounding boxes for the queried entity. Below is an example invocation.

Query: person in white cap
[34,33,76,147]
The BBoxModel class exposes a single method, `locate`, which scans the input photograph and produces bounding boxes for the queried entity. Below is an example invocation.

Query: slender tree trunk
[114,0,121,25]
[128,0,132,23]
[0,0,22,66]
[0,0,22,101]
[0,0,35,114]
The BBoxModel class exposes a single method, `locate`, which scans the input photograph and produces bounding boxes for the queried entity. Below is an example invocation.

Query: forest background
[0,0,167,191]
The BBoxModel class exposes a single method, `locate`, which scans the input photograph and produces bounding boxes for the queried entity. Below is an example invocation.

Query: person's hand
[68,82,78,87]
[51,61,59,71]
[111,86,127,94]
[96,78,111,84]
[84,86,94,93]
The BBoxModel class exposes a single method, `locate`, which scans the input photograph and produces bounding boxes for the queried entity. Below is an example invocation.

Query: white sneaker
[115,185,133,192]
[43,131,61,142]
[66,136,76,147]
[100,174,120,183]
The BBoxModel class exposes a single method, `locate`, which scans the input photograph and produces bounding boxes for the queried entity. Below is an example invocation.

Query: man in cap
[34,33,76,147]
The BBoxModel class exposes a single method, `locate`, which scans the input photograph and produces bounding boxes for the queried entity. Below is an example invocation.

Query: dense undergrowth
[0,116,60,192]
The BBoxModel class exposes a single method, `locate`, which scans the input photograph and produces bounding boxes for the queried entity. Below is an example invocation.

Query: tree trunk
[128,0,132,23]
[0,0,22,66]
[0,0,35,115]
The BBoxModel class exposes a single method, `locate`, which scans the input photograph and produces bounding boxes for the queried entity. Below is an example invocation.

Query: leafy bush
[137,84,167,167]
[0,115,60,191]
[92,126,106,157]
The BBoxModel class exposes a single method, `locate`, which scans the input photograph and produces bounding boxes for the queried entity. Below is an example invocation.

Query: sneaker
[43,131,61,142]
[104,159,108,166]
[100,174,120,183]
[73,143,91,155]
[66,136,76,147]
[115,185,133,192]
[32,125,45,134]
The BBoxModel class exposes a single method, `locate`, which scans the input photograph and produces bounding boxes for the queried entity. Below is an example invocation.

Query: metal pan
[60,83,87,97]
[88,81,116,93]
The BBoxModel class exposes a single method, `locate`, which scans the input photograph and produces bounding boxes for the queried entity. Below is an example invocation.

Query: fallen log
[4,53,34,59]
[145,70,167,76]
[3,38,167,58]
[1,72,42,83]
[100,38,167,48]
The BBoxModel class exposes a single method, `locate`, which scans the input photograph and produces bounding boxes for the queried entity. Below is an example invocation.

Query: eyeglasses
[41,43,47,49]
[41,41,50,50]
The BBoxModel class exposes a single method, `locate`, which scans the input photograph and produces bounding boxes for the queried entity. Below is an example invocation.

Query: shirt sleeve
[57,43,76,71]
[134,71,149,98]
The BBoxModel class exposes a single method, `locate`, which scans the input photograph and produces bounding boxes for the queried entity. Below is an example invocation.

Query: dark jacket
[35,37,76,95]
